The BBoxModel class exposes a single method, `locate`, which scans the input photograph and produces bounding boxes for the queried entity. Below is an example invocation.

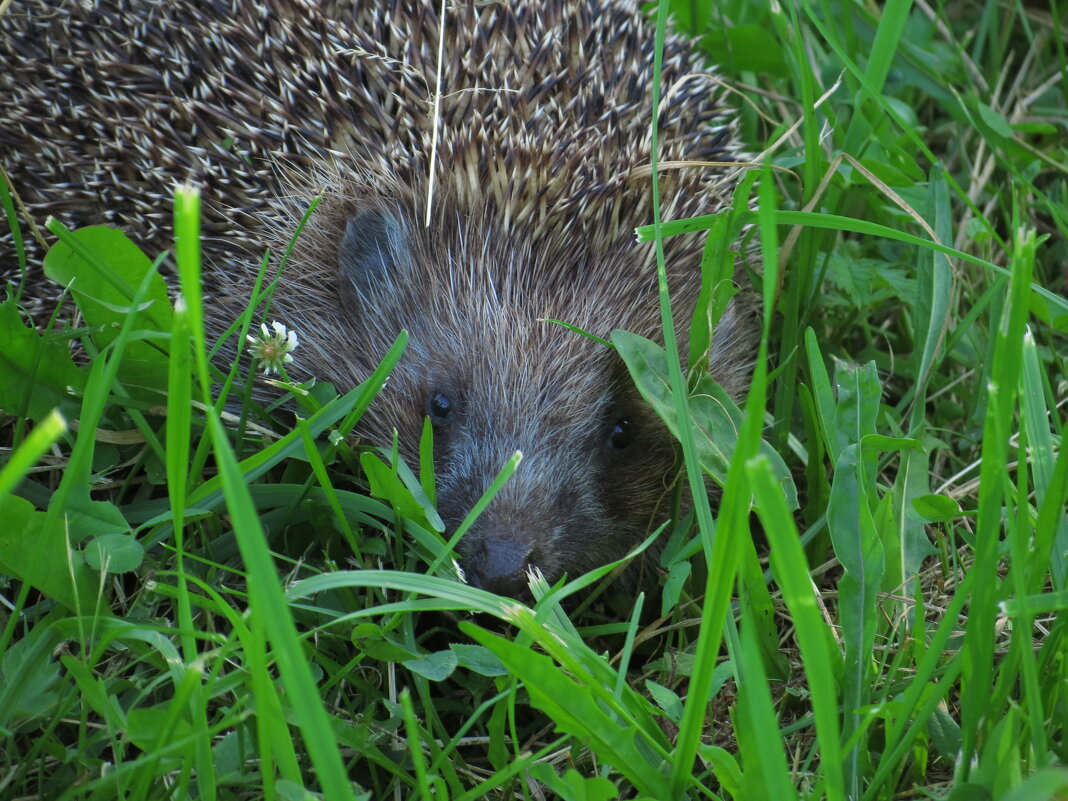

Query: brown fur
[1,0,756,594]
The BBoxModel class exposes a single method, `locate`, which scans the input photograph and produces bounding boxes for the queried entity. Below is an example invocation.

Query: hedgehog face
[405,341,679,597]
[336,206,682,595]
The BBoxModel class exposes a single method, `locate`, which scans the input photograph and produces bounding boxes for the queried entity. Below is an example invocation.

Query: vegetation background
[0,0,1065,799]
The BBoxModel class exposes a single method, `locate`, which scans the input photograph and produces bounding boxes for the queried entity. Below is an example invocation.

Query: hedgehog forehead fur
[2,0,755,595]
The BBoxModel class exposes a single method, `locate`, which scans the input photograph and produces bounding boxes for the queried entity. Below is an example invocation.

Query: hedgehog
[0,0,756,596]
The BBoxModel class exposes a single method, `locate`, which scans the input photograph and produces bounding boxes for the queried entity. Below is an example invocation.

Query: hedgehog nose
[465,538,536,598]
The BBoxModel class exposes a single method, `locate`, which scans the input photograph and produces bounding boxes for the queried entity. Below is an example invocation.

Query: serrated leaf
[0,295,85,420]
[826,253,884,308]
[83,532,145,573]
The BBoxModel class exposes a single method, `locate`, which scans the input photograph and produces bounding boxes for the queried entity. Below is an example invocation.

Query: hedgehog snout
[463,536,538,598]
[445,457,600,598]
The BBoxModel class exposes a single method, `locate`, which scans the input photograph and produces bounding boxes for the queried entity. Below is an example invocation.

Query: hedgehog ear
[338,207,411,301]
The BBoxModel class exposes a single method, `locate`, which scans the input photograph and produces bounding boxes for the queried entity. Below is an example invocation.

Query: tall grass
[1,0,1065,799]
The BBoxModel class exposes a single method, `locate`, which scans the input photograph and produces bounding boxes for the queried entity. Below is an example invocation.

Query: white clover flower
[247,321,299,375]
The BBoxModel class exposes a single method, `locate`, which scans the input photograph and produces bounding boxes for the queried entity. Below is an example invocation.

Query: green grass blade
[1020,327,1067,590]
[749,454,846,801]
[906,168,954,422]
[463,622,669,797]
[734,605,797,800]
[636,210,1067,314]
[841,0,913,154]
[171,182,216,801]
[0,408,66,500]
[176,185,355,799]
[959,226,1036,776]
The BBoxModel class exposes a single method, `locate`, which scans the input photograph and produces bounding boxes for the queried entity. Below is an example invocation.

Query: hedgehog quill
[1,0,757,596]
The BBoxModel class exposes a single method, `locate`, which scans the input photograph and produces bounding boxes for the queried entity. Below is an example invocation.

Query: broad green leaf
[127,705,193,751]
[995,770,1068,801]
[613,330,797,507]
[696,745,744,800]
[832,360,880,482]
[527,764,620,801]
[927,704,962,760]
[361,452,425,523]
[912,494,963,523]
[404,650,458,682]
[0,623,64,729]
[890,446,940,591]
[43,225,171,332]
[0,296,85,420]
[858,158,914,188]
[43,225,172,390]
[828,444,884,797]
[450,643,508,677]
[667,0,711,35]
[351,624,418,663]
[0,495,99,613]
[83,532,145,573]
[60,498,131,543]
[659,559,690,617]
[977,102,1014,138]
[725,25,788,75]
[644,679,683,722]
[976,707,1024,798]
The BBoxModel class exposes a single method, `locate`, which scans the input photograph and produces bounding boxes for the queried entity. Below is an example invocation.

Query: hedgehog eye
[428,391,454,422]
[607,417,634,450]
